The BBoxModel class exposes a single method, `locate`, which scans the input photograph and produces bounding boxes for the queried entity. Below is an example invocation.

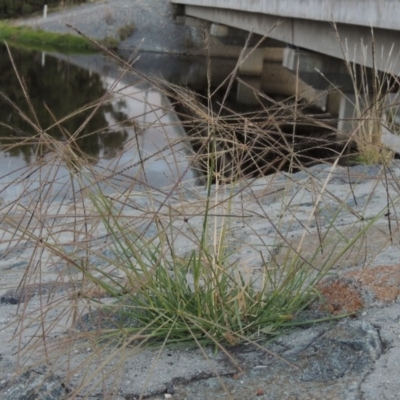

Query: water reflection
[5,46,395,204]
[0,45,194,203]
[0,45,129,163]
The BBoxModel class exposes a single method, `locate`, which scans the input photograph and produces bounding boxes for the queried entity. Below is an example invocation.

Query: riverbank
[12,0,202,54]
[0,21,97,53]
[12,0,244,56]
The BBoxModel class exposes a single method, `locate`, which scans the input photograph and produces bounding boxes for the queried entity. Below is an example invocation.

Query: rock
[0,369,68,400]
[155,320,381,400]
[297,320,381,381]
[0,282,73,305]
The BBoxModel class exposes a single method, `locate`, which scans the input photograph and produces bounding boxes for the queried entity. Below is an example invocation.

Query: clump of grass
[333,22,398,165]
[0,22,96,53]
[343,69,395,165]
[117,23,135,41]
[77,180,314,348]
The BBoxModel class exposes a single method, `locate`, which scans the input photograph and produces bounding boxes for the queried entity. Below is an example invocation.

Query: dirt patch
[316,278,365,314]
[347,265,400,303]
[315,264,400,315]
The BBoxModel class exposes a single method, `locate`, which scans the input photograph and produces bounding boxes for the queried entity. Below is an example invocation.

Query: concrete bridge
[171,0,400,136]
[171,0,400,76]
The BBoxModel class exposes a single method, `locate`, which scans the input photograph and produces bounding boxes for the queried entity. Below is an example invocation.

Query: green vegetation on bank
[0,22,96,53]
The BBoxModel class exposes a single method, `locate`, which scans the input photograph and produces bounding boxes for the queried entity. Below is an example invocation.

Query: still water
[0,45,200,204]
[4,45,399,206]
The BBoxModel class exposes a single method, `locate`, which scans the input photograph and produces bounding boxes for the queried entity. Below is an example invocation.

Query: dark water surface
[0,45,198,203]
[4,46,398,205]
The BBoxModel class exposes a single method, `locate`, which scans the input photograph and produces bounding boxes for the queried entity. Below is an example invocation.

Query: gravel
[16,0,204,54]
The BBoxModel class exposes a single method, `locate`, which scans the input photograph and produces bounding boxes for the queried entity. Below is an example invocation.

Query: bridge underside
[177,4,400,76]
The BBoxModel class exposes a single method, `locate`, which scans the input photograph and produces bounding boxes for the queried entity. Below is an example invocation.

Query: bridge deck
[172,0,399,31]
[172,0,400,75]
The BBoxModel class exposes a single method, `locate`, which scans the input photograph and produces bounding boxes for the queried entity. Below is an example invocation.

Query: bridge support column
[260,61,327,109]
[283,47,355,92]
[236,77,262,105]
[238,48,264,76]
[327,91,384,151]
[210,23,229,37]
[235,49,264,105]
[327,92,361,133]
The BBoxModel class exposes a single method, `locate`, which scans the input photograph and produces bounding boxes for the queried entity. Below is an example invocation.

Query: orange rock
[316,264,400,314]
[346,265,400,303]
[316,278,364,314]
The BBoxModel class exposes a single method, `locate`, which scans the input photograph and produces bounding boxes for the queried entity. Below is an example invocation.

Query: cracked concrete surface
[1,163,400,398]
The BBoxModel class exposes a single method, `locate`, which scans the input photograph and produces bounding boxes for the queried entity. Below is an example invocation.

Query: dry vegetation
[0,34,400,398]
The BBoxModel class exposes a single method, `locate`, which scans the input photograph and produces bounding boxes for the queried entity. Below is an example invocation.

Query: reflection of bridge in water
[171,0,400,138]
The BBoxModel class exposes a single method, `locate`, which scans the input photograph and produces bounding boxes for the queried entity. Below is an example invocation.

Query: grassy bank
[0,22,97,53]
